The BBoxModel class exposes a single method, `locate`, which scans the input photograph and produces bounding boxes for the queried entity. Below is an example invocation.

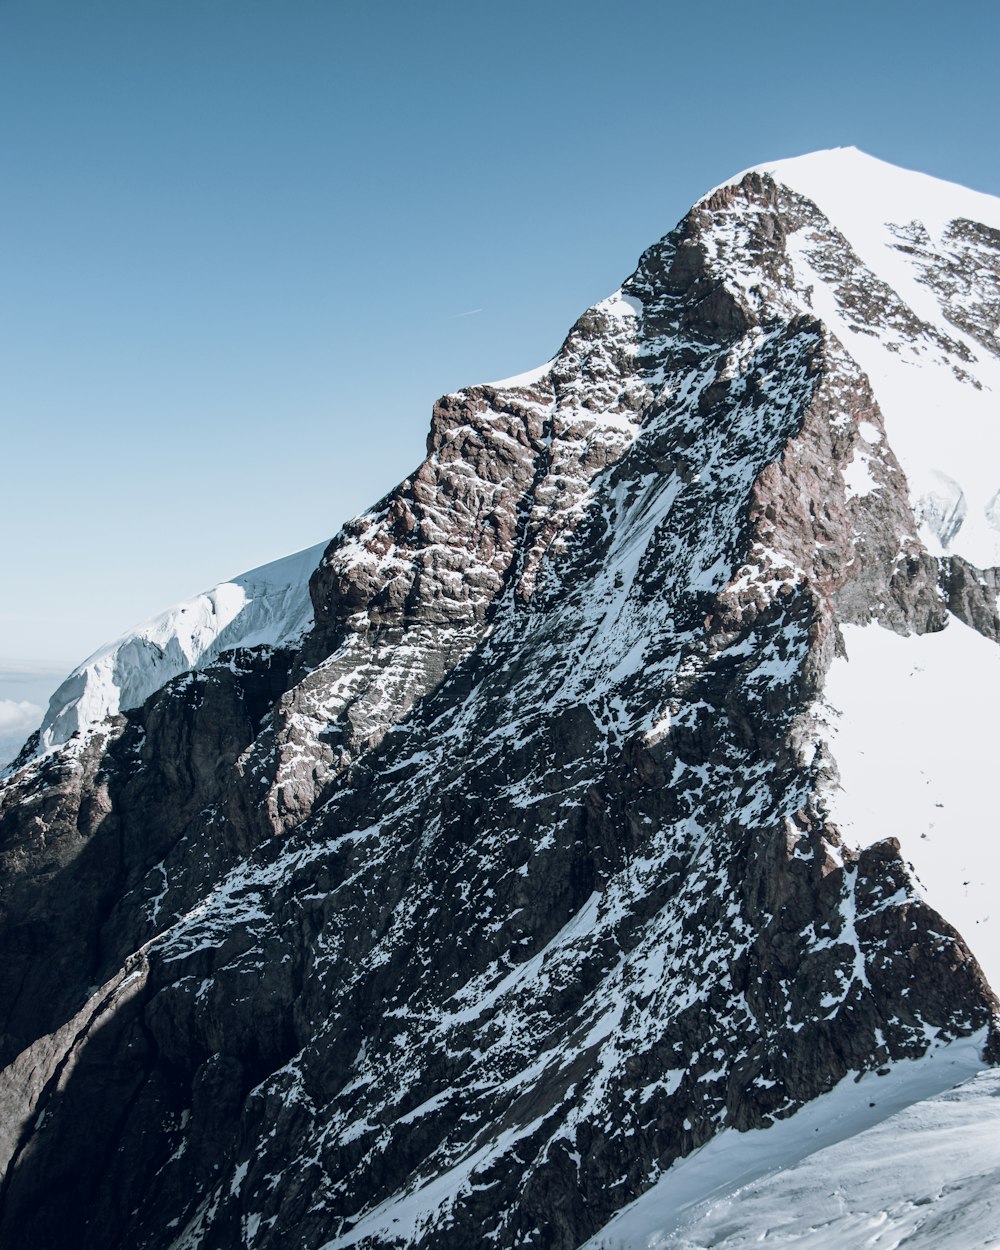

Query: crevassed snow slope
[37,541,326,753]
[821,615,1000,989]
[584,1030,991,1250]
[591,1062,1000,1250]
[742,147,1000,569]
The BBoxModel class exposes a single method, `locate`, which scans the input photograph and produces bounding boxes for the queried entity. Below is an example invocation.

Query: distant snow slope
[585,1031,992,1249]
[36,541,326,753]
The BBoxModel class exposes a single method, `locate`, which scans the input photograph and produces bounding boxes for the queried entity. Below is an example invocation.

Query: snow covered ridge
[712,145,1000,238]
[35,540,327,753]
[713,146,1000,569]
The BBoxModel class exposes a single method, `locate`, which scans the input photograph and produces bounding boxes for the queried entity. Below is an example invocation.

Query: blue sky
[3,0,1000,677]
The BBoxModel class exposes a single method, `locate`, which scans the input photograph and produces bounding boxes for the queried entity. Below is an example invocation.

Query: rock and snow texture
[1,148,1000,1250]
[724,147,1000,569]
[33,540,326,754]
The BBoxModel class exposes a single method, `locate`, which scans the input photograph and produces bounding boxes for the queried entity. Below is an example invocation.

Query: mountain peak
[710,145,1000,236]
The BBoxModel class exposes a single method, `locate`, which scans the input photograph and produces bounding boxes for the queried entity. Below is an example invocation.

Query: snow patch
[822,617,1000,988]
[595,289,643,320]
[483,360,553,390]
[857,419,882,443]
[842,449,879,501]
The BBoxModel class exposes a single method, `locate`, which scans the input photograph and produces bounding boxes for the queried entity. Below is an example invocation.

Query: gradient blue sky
[3,0,1000,673]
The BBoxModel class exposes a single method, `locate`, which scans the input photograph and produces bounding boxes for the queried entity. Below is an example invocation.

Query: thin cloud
[0,700,42,735]
[453,308,484,318]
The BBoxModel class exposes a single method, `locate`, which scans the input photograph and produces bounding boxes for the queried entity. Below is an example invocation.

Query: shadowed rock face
[1,163,999,1250]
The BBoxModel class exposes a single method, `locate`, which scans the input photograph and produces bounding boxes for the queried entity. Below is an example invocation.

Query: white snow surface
[585,1045,1000,1250]
[735,145,1000,240]
[483,359,553,390]
[585,1030,993,1249]
[725,147,1000,569]
[821,615,1000,989]
[36,541,327,753]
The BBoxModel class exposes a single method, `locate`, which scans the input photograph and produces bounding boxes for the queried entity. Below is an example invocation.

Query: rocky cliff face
[2,148,999,1250]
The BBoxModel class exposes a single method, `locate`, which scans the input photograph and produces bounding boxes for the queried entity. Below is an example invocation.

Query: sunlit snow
[484,359,554,389]
[822,616,1000,988]
[36,541,326,753]
[751,146,1000,569]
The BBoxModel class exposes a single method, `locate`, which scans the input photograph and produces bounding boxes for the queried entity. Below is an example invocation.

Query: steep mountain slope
[1,148,999,1250]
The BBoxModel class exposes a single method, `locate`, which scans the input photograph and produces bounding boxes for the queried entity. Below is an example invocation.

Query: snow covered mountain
[33,541,326,754]
[1,147,999,1250]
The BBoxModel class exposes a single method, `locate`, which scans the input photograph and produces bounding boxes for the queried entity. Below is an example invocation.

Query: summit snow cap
[708,146,1000,570]
[714,146,1000,238]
